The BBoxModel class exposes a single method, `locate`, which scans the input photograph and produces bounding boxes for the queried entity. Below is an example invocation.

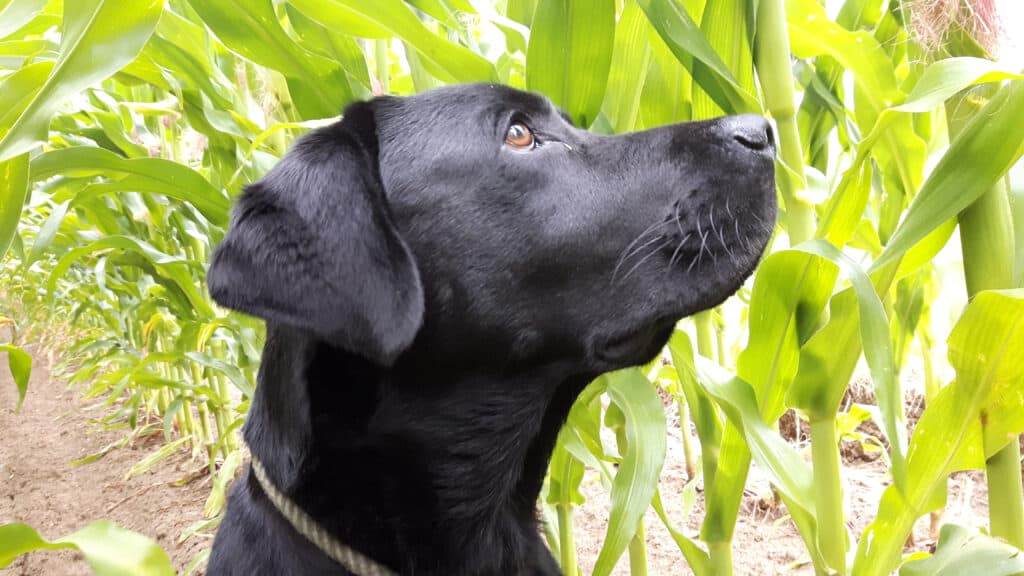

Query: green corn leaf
[47,236,215,319]
[668,332,722,487]
[1,344,32,412]
[185,0,352,119]
[507,0,537,26]
[687,352,828,571]
[639,32,694,126]
[285,5,372,93]
[125,436,190,480]
[853,289,1024,576]
[0,521,173,575]
[592,368,666,576]
[30,147,229,227]
[26,199,69,264]
[900,523,1024,576]
[204,449,243,517]
[406,0,460,30]
[601,1,652,133]
[0,153,29,259]
[288,0,497,84]
[526,0,615,127]
[0,0,47,40]
[636,0,760,114]
[898,57,1024,113]
[0,0,163,163]
[786,239,902,483]
[874,81,1024,270]
[785,0,900,108]
[186,351,254,399]
[650,490,712,576]
[692,0,754,120]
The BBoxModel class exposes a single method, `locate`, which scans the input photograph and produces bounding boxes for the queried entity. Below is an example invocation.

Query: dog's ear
[207,101,424,365]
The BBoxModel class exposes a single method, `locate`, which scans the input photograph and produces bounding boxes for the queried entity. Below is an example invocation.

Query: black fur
[206,83,776,575]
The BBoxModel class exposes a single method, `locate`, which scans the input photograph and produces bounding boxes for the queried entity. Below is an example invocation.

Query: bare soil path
[1,346,210,575]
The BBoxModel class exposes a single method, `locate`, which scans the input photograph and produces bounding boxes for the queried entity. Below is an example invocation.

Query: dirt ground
[1,349,991,575]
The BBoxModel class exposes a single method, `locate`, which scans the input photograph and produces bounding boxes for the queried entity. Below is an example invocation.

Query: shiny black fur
[206,84,776,575]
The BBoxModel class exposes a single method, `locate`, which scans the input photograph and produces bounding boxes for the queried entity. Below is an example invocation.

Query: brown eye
[505,123,535,149]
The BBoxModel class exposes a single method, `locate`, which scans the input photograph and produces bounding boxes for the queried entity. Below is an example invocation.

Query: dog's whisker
[725,197,733,220]
[618,219,672,262]
[620,239,673,282]
[736,219,754,252]
[612,226,671,283]
[705,210,720,265]
[687,252,700,273]
[696,225,710,267]
[715,211,735,260]
[674,204,686,238]
[668,233,692,271]
[613,220,669,280]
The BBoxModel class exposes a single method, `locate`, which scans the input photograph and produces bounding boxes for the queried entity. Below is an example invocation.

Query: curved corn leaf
[526,0,615,127]
[47,235,214,318]
[26,199,69,263]
[650,490,712,576]
[896,57,1024,114]
[900,523,1024,576]
[1,344,32,412]
[288,0,497,84]
[853,289,1024,576]
[205,449,243,517]
[687,351,828,571]
[0,0,46,40]
[0,153,29,259]
[30,147,229,226]
[601,1,652,133]
[0,0,163,163]
[786,0,900,108]
[185,0,352,119]
[0,521,173,575]
[636,0,760,114]
[874,81,1024,270]
[692,0,755,119]
[592,369,666,576]
[285,5,372,93]
[786,239,902,483]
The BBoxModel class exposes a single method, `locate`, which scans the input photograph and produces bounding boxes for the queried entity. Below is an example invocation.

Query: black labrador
[206,83,776,575]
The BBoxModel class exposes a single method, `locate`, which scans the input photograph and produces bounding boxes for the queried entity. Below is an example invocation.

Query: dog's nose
[728,114,774,152]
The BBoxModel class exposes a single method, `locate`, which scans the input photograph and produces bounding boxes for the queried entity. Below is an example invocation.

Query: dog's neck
[244,325,591,574]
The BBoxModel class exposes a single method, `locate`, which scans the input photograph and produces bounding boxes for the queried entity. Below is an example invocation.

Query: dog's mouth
[596,177,776,369]
[593,316,677,367]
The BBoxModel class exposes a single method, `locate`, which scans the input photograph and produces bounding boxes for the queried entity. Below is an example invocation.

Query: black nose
[728,114,774,152]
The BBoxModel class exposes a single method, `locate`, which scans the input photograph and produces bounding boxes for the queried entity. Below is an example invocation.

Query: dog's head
[208,84,776,373]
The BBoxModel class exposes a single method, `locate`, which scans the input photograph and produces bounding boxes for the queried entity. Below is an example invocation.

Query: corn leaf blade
[592,369,667,576]
[0,0,163,162]
[0,521,173,575]
[526,0,615,127]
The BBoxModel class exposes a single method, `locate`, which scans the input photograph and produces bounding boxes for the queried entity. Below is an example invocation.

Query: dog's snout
[728,114,774,152]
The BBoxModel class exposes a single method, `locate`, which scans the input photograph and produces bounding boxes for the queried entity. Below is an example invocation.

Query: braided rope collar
[249,456,398,576]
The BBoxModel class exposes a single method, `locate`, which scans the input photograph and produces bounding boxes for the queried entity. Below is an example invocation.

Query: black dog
[206,83,775,575]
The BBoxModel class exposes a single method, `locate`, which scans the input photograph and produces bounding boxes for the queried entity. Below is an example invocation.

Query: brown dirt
[1,345,211,575]
[1,349,992,576]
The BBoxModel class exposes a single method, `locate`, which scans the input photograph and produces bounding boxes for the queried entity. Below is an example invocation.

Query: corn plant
[2,0,1024,574]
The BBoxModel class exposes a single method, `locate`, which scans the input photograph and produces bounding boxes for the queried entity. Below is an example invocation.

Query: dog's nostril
[730,115,773,152]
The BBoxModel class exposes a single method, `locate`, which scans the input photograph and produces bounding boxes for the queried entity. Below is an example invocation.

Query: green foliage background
[1,0,1024,574]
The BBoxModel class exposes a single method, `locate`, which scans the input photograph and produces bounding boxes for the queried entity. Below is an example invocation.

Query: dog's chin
[592,318,677,369]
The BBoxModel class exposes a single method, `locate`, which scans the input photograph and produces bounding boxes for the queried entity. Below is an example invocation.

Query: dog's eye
[505,123,535,149]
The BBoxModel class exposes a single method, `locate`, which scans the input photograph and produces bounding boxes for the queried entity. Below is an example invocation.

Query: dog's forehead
[399,83,556,123]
